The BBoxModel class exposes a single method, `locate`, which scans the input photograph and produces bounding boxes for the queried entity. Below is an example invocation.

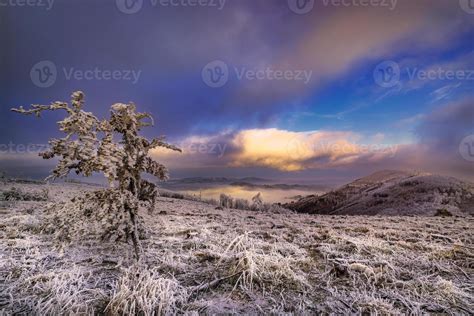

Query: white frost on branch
[12,91,181,259]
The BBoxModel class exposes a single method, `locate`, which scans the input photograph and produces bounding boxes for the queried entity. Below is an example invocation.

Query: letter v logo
[460,0,474,14]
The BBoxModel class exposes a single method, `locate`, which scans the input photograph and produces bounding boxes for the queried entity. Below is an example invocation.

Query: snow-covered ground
[1,180,473,314]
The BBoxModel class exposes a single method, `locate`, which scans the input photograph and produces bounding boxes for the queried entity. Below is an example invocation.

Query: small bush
[219,194,234,208]
[234,198,250,210]
[0,187,49,202]
[159,189,289,213]
[159,191,186,200]
[251,193,264,211]
[435,209,453,217]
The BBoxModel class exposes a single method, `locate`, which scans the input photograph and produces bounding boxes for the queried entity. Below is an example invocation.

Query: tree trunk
[126,176,141,260]
[129,209,141,260]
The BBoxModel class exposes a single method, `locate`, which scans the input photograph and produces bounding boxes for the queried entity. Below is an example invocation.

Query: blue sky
[1,0,473,183]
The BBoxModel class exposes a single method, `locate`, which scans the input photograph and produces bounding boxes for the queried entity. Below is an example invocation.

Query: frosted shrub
[219,193,234,209]
[0,187,49,202]
[12,91,180,258]
[251,192,264,211]
[234,198,250,210]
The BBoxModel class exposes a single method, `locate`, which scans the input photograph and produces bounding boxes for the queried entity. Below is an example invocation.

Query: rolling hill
[285,170,474,216]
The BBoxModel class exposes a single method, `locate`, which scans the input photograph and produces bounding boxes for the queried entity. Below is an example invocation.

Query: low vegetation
[159,189,287,213]
[1,181,472,314]
[0,186,49,202]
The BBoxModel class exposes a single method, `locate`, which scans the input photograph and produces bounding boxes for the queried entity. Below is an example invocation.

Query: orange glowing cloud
[150,128,400,172]
[230,128,397,171]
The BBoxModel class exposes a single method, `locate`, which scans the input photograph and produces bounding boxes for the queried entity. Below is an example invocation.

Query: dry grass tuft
[218,233,311,295]
[4,265,107,315]
[105,265,188,316]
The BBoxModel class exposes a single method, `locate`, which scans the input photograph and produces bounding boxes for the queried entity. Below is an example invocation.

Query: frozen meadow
[0,180,473,315]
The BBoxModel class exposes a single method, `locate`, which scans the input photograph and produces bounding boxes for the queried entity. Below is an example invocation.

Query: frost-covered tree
[251,192,264,211]
[11,91,181,258]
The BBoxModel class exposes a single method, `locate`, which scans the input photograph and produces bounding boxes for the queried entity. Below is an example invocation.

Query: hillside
[1,180,473,314]
[285,170,474,216]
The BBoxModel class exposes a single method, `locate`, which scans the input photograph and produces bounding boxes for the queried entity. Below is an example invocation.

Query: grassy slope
[286,170,474,216]
[1,182,473,315]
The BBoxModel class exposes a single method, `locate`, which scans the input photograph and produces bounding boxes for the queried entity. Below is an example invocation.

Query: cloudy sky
[1,0,473,183]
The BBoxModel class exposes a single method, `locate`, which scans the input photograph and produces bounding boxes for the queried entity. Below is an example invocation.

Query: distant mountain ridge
[165,177,270,185]
[285,170,474,216]
[229,181,327,191]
